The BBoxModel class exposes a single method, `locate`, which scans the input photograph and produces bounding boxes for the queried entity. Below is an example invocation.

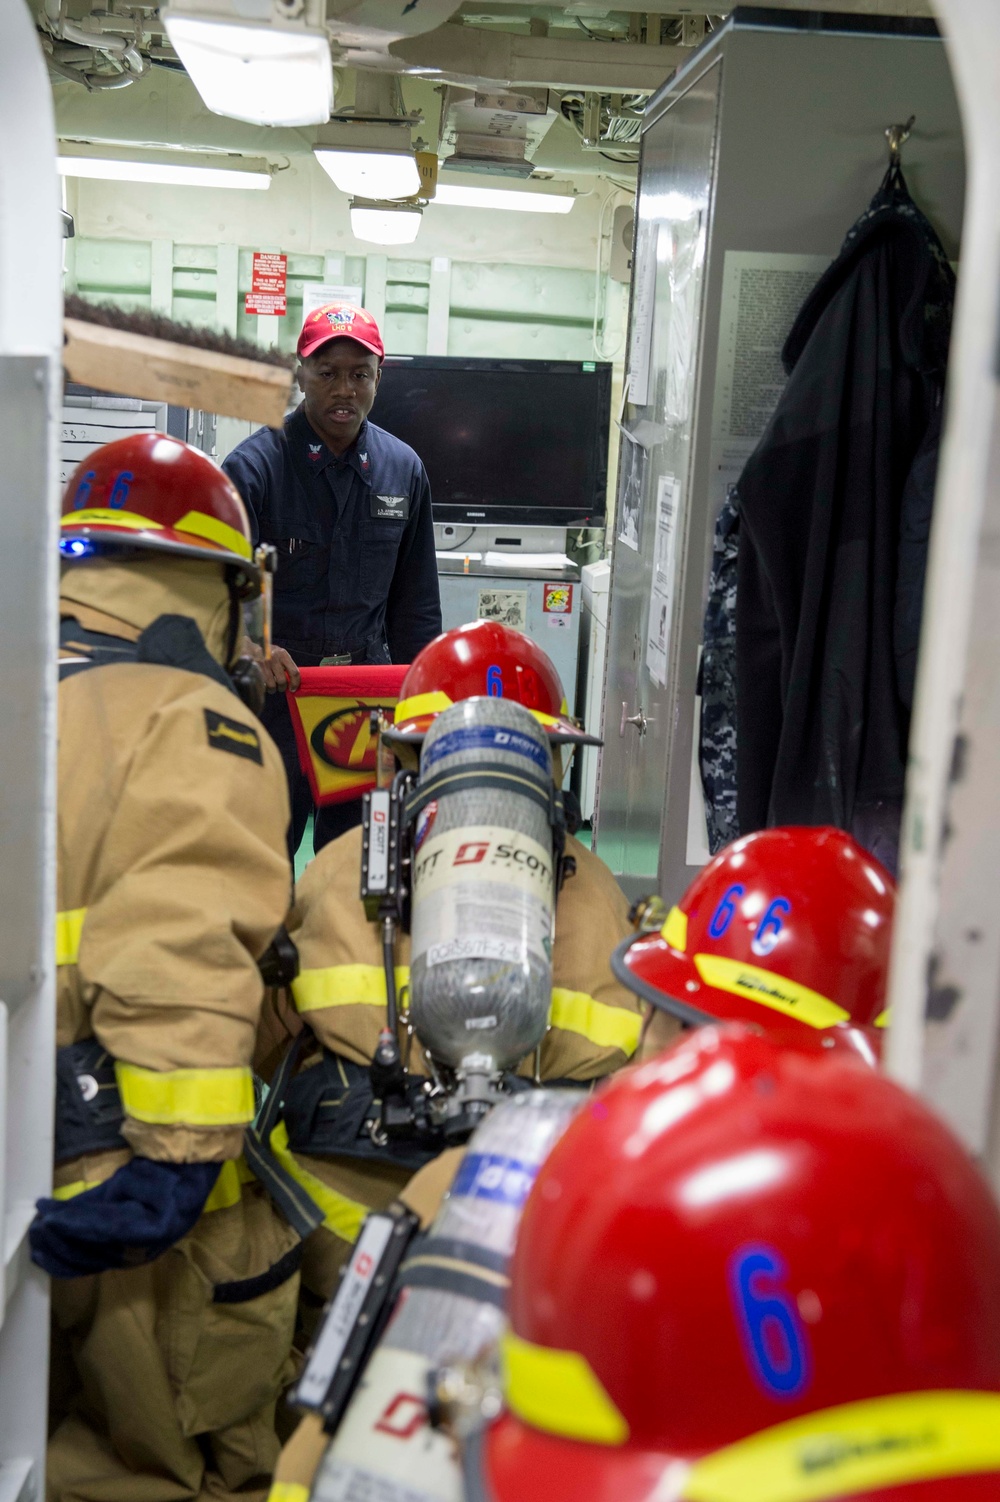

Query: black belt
[280,1047,438,1172]
[275,630,387,665]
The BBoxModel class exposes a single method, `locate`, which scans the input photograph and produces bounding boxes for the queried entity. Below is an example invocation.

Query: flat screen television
[371,356,612,527]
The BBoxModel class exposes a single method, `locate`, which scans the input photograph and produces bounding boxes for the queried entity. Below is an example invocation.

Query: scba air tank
[311,1090,584,1502]
[408,697,557,1080]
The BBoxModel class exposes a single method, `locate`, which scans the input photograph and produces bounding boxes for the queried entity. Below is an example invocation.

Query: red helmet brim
[59,521,261,598]
[382,712,602,748]
[612,932,883,1062]
[475,1414,1000,1502]
[473,1413,693,1502]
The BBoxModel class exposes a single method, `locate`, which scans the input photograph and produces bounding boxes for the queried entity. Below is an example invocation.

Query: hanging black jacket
[735,170,954,835]
[699,483,741,855]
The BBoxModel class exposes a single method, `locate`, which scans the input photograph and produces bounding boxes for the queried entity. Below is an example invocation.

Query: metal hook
[886,115,916,167]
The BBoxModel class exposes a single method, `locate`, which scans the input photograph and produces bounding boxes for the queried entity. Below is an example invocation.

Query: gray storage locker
[593,6,965,899]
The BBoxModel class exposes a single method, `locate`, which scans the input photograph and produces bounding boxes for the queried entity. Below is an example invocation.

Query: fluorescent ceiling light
[350,201,422,246]
[56,155,270,190]
[432,183,575,215]
[162,13,332,127]
[315,148,420,201]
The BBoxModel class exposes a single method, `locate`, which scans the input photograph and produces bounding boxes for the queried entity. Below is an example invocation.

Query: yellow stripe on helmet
[62,507,251,562]
[61,508,163,531]
[394,690,454,723]
[874,1009,891,1028]
[663,905,689,953]
[175,509,252,561]
[55,906,87,966]
[681,1390,1000,1502]
[394,690,570,734]
[501,1331,629,1446]
[693,954,850,1030]
[115,1062,255,1127]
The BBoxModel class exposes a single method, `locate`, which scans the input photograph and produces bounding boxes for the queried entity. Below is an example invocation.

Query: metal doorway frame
[885,0,1000,1197]
[0,7,61,1499]
[1,0,1000,1494]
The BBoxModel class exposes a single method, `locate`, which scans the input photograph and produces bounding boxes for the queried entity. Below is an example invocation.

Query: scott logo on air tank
[454,841,490,865]
[493,841,553,884]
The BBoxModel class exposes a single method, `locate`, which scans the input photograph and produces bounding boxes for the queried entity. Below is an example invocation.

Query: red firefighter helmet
[383,619,599,746]
[612,827,894,1059]
[476,1026,1000,1502]
[60,433,262,598]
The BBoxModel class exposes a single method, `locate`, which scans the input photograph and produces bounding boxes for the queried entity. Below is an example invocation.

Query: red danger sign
[245,252,287,316]
[543,582,573,614]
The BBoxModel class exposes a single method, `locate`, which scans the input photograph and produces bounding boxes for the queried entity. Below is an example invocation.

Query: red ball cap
[297,301,384,362]
[60,432,261,597]
[613,827,894,1059]
[478,1026,1000,1502]
[384,619,600,747]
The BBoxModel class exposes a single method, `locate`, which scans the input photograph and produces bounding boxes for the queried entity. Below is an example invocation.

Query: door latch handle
[620,702,647,737]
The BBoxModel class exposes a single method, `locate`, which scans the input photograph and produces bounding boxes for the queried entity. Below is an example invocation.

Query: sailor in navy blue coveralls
[222,303,441,856]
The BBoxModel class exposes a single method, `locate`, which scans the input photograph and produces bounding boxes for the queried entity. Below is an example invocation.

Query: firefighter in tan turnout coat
[35,433,302,1502]
[256,621,660,1319]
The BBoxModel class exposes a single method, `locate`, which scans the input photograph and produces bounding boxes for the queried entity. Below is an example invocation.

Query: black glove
[30,1158,220,1279]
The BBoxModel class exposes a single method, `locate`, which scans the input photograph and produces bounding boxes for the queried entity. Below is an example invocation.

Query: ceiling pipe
[390,23,684,91]
[59,19,128,54]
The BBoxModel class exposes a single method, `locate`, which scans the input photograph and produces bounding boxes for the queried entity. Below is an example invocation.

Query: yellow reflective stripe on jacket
[56,907,87,967]
[54,1156,253,1211]
[203,1157,255,1214]
[549,987,642,1056]
[680,1390,1000,1502]
[268,1121,369,1245]
[52,1177,104,1201]
[267,1485,310,1502]
[293,963,411,1014]
[295,966,640,1056]
[501,1331,629,1446]
[116,1062,255,1127]
[693,954,850,1031]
